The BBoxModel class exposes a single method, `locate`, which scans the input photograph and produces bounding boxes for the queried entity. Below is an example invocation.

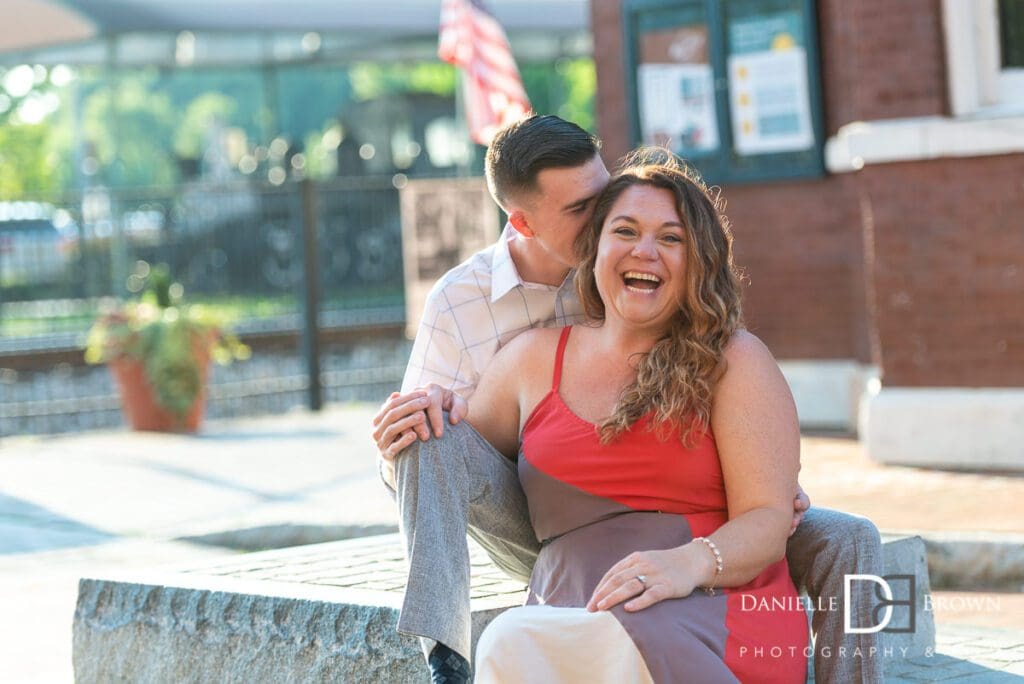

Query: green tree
[0,123,58,198]
[83,74,178,187]
[521,58,596,132]
[349,62,456,101]
[174,92,238,160]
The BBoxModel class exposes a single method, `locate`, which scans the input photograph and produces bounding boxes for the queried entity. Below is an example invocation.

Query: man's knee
[799,509,881,568]
[394,416,473,467]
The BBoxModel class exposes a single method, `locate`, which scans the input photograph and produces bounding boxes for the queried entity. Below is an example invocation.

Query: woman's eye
[612,226,635,236]
[661,234,683,244]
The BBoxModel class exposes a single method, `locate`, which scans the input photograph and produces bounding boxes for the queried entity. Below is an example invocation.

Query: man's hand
[790,483,811,536]
[371,384,469,463]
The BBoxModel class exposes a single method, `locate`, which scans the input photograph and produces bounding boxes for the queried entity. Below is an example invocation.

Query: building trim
[778,359,877,433]
[825,115,1024,172]
[862,387,1024,472]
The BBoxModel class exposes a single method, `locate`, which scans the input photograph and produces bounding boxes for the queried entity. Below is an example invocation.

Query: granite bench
[74,533,957,683]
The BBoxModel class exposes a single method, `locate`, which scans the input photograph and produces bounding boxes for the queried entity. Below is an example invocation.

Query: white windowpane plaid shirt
[402,224,586,399]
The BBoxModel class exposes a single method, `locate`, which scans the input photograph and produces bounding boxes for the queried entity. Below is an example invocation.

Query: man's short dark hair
[485,115,600,208]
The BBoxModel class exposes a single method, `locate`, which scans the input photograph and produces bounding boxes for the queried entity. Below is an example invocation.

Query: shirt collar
[490,223,525,302]
[490,223,577,302]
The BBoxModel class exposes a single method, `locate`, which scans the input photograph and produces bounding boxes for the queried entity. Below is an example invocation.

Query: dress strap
[552,326,572,391]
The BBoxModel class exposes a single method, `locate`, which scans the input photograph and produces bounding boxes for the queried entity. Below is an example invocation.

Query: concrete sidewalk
[1,404,1022,682]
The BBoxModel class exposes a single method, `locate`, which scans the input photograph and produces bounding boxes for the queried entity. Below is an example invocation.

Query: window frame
[621,0,826,185]
[943,0,1024,117]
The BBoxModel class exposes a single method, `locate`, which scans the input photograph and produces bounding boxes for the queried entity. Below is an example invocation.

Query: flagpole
[454,69,470,179]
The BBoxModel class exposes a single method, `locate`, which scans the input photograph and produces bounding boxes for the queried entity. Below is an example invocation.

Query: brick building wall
[725,175,868,362]
[589,0,1024,387]
[817,0,948,128]
[860,155,1024,387]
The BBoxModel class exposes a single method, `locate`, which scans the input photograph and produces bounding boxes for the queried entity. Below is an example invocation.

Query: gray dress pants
[391,419,883,683]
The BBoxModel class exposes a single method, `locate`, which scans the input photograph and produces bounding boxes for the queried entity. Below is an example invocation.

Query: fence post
[299,178,322,411]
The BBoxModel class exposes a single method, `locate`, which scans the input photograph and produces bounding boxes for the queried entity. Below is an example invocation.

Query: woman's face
[593,184,689,333]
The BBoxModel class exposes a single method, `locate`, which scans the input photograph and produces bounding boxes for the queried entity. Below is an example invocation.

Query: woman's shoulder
[723,328,772,361]
[479,326,567,403]
[494,325,566,368]
[720,329,780,380]
[501,325,566,352]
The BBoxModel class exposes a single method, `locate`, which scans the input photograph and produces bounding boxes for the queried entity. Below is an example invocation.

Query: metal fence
[0,175,414,435]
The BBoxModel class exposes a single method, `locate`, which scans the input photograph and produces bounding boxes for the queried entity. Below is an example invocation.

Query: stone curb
[884,531,1024,592]
[179,523,400,552]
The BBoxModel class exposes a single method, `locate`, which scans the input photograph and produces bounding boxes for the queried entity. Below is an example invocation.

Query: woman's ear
[508,210,534,238]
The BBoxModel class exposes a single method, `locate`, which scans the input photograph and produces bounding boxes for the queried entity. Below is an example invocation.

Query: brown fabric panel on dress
[526,503,735,683]
[517,455,634,543]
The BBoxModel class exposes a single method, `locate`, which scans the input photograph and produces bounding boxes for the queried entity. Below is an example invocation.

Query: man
[375,115,883,684]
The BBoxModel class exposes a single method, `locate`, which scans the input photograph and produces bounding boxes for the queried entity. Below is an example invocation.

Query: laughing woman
[452,149,808,683]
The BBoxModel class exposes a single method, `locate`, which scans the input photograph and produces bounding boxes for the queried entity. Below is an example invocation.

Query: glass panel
[725,0,815,156]
[1000,0,1024,68]
[635,8,719,157]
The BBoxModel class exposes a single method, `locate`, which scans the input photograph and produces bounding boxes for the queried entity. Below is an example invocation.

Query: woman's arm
[695,329,801,583]
[589,330,800,611]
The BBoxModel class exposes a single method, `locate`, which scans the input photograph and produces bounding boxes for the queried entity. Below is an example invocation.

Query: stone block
[879,535,936,658]
[74,534,935,682]
[73,536,523,683]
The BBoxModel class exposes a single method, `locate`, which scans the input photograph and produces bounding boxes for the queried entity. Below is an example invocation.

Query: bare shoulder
[492,326,563,371]
[715,330,793,415]
[721,329,777,374]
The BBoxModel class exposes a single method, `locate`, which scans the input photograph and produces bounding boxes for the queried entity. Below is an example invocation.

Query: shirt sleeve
[401,287,479,398]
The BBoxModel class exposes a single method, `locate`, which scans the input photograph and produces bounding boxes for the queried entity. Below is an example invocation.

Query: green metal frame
[622,0,825,184]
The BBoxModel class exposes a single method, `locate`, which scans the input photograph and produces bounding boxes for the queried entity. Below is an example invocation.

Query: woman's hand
[586,543,714,613]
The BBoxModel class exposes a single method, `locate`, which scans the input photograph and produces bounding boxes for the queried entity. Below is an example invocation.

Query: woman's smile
[622,271,663,294]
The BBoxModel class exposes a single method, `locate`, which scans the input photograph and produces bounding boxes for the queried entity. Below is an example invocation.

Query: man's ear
[508,210,534,238]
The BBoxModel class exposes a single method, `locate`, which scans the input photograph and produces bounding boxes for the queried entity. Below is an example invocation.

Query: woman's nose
[631,236,657,259]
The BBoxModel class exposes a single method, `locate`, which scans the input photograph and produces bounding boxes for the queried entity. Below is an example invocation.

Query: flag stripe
[438,0,532,145]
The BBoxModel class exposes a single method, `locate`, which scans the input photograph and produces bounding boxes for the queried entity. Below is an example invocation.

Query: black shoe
[428,643,471,684]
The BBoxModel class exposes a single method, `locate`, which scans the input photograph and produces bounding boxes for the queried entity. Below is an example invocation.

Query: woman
[456,149,808,683]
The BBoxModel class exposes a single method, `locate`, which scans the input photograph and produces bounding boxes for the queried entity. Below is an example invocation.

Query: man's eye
[571,204,588,215]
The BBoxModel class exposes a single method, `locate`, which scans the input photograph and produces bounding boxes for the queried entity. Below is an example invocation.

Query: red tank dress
[514,326,808,683]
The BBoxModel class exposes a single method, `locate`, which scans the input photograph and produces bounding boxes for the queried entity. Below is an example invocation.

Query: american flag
[438,0,532,145]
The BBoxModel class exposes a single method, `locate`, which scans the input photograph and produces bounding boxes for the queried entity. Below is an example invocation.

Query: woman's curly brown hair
[574,148,744,445]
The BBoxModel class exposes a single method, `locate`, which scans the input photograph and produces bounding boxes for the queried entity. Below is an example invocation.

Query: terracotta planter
[109,354,210,433]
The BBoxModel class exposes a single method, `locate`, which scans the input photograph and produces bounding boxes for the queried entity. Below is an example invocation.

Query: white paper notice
[638,63,719,154]
[728,48,814,155]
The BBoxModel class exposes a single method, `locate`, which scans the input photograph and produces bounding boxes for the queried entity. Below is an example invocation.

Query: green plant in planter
[85,263,250,417]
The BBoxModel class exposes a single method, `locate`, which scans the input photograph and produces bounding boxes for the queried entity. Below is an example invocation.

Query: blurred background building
[0,0,591,435]
[0,0,1021,474]
[594,0,1023,471]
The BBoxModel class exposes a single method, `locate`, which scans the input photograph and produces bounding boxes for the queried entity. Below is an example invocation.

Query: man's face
[518,155,610,270]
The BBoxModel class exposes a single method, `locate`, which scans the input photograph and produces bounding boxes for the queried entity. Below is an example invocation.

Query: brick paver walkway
[800,435,1024,535]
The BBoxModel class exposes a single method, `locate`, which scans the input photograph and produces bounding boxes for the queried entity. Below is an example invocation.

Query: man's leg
[787,507,884,684]
[392,417,540,664]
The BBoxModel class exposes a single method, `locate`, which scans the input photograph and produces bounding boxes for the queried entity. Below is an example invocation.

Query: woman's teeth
[623,271,662,293]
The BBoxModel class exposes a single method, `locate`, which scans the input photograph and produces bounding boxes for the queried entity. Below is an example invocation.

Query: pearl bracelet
[693,536,723,596]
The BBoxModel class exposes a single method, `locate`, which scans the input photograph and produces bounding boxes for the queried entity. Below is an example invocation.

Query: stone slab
[878,535,935,659]
[73,536,524,683]
[75,534,942,683]
[919,532,1024,593]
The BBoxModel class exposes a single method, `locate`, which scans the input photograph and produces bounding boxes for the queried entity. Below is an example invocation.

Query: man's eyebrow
[561,193,598,213]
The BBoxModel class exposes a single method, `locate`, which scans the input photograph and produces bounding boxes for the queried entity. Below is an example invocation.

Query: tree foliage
[0,123,57,197]
[0,56,596,197]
